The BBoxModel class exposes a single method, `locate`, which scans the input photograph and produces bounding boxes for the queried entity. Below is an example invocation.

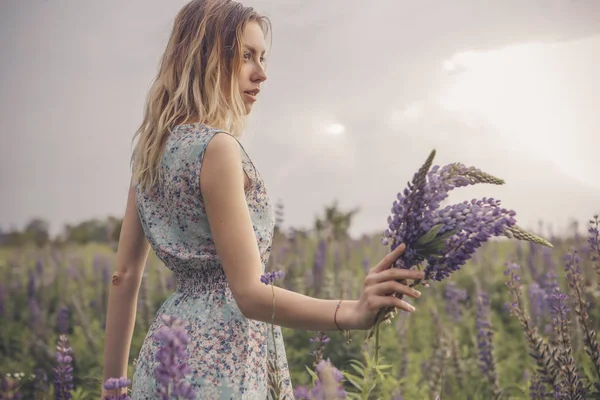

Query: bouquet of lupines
[367,149,553,341]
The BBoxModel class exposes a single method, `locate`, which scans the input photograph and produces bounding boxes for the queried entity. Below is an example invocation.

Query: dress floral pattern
[130,123,293,399]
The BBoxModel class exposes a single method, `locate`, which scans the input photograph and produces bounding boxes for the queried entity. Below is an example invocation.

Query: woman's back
[130,123,293,399]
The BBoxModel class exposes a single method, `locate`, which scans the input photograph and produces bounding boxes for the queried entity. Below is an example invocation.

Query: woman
[101,0,424,398]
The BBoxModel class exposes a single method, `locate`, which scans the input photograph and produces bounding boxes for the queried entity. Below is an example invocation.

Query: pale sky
[1,0,599,238]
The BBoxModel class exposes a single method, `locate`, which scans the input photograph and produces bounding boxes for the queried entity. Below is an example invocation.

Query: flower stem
[375,323,381,365]
[270,284,280,383]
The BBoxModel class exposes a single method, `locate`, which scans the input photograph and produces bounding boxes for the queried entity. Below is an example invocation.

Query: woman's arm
[201,133,421,331]
[102,183,150,390]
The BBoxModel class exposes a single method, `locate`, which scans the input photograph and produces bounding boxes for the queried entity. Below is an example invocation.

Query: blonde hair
[131,0,271,190]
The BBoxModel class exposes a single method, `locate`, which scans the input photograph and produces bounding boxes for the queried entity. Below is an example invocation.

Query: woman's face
[237,21,268,114]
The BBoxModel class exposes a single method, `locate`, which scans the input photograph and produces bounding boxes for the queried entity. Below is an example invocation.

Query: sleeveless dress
[130,123,294,399]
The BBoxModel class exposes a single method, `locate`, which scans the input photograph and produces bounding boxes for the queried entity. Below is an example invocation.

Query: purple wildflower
[57,306,70,334]
[294,385,311,399]
[27,271,36,300]
[35,258,44,275]
[527,282,546,329]
[529,376,546,399]
[0,375,22,400]
[547,284,586,398]
[476,291,499,394]
[311,359,347,400]
[444,282,467,322]
[424,199,517,281]
[361,255,370,274]
[381,151,550,286]
[261,271,285,285]
[54,334,74,399]
[312,239,327,295]
[153,314,196,400]
[309,331,331,364]
[103,377,132,400]
[588,214,599,271]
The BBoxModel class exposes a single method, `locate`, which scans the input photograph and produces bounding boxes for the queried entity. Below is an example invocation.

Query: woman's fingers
[370,243,406,274]
[369,295,416,313]
[366,267,425,285]
[369,280,421,299]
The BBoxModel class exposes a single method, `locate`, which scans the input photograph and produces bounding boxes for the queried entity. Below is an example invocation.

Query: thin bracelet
[334,300,352,345]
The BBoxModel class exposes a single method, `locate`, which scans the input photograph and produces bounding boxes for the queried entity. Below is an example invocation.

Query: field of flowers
[1,212,599,399]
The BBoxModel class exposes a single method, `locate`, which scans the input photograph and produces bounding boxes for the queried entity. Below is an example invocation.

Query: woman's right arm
[201,133,423,331]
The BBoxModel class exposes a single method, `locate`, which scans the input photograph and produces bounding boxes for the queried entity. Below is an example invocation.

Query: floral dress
[130,123,293,399]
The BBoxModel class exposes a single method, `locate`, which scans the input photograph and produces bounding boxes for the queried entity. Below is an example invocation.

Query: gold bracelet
[334,300,352,345]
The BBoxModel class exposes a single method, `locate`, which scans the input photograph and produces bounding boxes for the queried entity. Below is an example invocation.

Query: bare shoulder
[200,132,245,193]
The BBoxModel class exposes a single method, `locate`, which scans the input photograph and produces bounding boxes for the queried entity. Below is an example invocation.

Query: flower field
[1,213,599,399]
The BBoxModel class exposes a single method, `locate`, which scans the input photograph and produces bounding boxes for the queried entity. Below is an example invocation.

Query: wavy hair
[131,0,271,190]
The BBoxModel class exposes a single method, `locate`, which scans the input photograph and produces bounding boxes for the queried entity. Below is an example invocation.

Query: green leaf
[416,224,444,245]
[304,365,318,383]
[343,373,364,391]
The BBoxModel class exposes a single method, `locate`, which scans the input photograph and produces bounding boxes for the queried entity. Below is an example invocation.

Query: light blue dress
[130,123,293,399]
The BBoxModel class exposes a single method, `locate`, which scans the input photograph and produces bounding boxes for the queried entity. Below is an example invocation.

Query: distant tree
[23,218,50,247]
[314,200,360,242]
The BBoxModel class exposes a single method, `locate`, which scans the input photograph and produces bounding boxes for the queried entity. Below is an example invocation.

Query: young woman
[101,0,424,398]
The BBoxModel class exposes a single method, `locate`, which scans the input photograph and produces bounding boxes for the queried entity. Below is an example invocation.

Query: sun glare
[325,123,345,136]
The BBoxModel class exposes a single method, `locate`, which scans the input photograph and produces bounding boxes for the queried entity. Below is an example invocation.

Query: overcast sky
[1,0,599,238]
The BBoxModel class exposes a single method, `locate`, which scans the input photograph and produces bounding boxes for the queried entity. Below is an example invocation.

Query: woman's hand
[353,243,424,330]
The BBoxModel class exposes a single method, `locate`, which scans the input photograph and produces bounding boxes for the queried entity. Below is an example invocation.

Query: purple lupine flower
[309,333,331,345]
[294,385,311,399]
[589,214,599,266]
[260,271,285,285]
[27,271,36,301]
[476,291,498,394]
[312,239,327,295]
[503,263,523,317]
[381,152,550,285]
[309,331,331,364]
[311,359,347,399]
[153,314,196,400]
[0,375,23,400]
[54,334,74,399]
[103,376,132,400]
[36,258,44,276]
[527,282,546,329]
[529,376,546,399]
[57,306,70,334]
[361,255,370,274]
[424,199,517,281]
[444,282,467,322]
